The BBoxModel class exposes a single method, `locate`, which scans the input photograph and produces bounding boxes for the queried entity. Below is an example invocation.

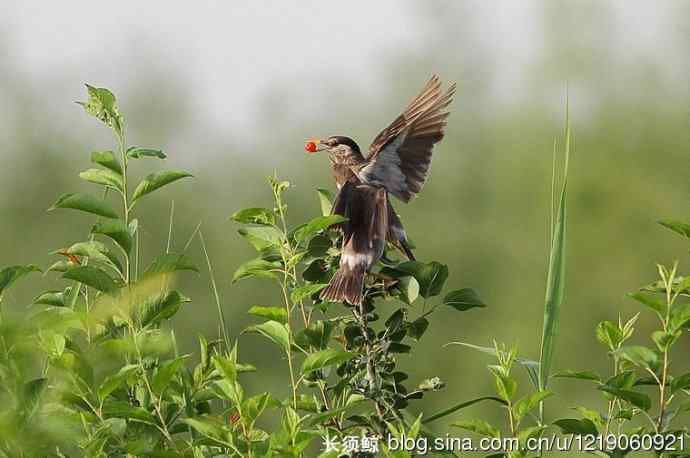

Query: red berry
[305,141,317,153]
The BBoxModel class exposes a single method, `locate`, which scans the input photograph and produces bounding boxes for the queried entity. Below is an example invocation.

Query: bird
[305,75,456,306]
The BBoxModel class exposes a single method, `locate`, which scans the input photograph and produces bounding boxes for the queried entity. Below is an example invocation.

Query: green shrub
[0,86,688,458]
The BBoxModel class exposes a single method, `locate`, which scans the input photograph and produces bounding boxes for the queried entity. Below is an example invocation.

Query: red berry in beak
[305,141,317,153]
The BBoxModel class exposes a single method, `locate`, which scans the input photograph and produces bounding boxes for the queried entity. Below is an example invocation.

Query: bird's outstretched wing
[359,75,456,202]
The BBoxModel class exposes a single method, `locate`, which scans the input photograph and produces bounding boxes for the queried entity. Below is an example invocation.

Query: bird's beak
[305,138,327,154]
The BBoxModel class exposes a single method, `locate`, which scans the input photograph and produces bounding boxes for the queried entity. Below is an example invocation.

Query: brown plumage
[320,182,388,305]
[312,75,456,305]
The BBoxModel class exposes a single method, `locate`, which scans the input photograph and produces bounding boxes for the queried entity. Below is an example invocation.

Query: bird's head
[305,136,362,165]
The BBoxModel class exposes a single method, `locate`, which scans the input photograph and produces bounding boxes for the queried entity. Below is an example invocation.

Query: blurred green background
[2,0,689,445]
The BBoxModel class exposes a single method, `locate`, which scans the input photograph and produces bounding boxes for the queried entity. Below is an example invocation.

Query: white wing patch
[358,131,409,199]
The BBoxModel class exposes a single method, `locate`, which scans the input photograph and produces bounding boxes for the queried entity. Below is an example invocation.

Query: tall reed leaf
[538,101,571,410]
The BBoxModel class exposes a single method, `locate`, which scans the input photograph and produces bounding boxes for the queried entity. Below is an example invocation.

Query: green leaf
[599,385,651,411]
[396,261,449,298]
[244,392,274,423]
[604,371,636,390]
[126,146,166,159]
[136,290,191,326]
[614,345,659,371]
[514,390,552,421]
[238,226,284,251]
[539,116,570,394]
[451,418,500,438]
[63,266,119,294]
[305,399,366,426]
[32,290,67,307]
[671,372,690,393]
[0,265,41,296]
[282,406,301,439]
[232,258,280,283]
[316,188,334,216]
[182,417,232,446]
[670,303,690,331]
[152,356,188,394]
[132,170,193,202]
[50,193,118,219]
[60,241,112,265]
[658,219,690,238]
[102,400,155,423]
[397,276,420,304]
[21,378,47,419]
[79,168,123,191]
[573,407,606,429]
[91,150,122,175]
[45,261,73,274]
[92,219,133,254]
[443,288,486,311]
[553,418,598,435]
[98,364,139,402]
[629,291,666,315]
[295,321,335,350]
[423,396,506,425]
[652,329,680,351]
[231,207,275,226]
[408,317,429,341]
[79,84,123,133]
[144,253,199,276]
[212,378,245,410]
[595,320,624,349]
[294,215,347,244]
[552,370,600,381]
[446,342,540,382]
[408,413,423,439]
[493,371,517,401]
[244,320,290,352]
[290,284,328,303]
[518,425,548,447]
[213,354,238,382]
[248,306,288,324]
[301,349,355,374]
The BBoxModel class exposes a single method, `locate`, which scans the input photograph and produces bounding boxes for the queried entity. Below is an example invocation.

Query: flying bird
[306,75,456,305]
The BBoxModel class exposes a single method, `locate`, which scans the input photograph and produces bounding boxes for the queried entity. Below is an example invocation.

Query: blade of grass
[199,230,230,351]
[167,200,175,253]
[538,94,571,422]
[422,396,507,425]
[550,137,557,246]
[183,221,202,252]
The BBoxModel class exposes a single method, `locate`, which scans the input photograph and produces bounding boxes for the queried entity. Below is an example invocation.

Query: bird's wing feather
[360,75,455,202]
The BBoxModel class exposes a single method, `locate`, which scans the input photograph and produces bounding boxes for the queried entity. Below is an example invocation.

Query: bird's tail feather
[320,265,365,306]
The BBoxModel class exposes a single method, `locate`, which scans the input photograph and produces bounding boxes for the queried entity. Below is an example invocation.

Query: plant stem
[604,355,619,436]
[117,131,131,284]
[129,322,178,448]
[355,303,385,421]
[271,182,304,411]
[279,281,298,410]
[657,283,673,432]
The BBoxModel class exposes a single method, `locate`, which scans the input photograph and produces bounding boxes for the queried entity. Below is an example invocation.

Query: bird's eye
[327,139,337,147]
